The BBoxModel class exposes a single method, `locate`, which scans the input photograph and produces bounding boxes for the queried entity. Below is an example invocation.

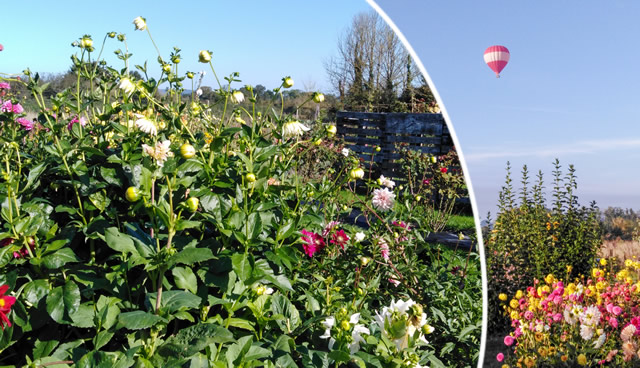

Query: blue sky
[0,1,370,91]
[374,1,640,219]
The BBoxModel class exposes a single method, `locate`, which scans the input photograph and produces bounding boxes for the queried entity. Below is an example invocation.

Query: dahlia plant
[0,16,480,368]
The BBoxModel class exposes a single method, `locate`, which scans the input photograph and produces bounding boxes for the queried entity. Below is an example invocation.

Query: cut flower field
[0,16,481,368]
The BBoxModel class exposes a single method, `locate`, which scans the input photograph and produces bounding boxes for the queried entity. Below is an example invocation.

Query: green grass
[445,214,476,232]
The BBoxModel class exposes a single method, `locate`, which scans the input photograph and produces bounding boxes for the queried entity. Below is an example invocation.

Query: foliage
[495,259,640,367]
[0,19,481,368]
[395,147,467,233]
[324,11,435,113]
[484,160,602,333]
[600,207,640,241]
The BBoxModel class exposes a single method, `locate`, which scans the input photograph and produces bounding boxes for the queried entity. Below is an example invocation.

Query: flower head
[230,90,244,104]
[119,77,136,96]
[300,229,325,257]
[330,229,349,250]
[0,285,16,330]
[282,120,309,139]
[378,175,395,189]
[135,114,158,136]
[133,16,147,31]
[0,82,10,90]
[354,232,365,242]
[142,140,173,167]
[17,117,34,131]
[372,188,395,211]
[67,116,87,131]
[341,148,350,157]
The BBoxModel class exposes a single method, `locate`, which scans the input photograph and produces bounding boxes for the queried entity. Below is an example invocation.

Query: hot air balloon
[484,45,509,77]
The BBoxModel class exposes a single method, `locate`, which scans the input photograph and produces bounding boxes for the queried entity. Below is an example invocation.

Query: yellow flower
[523,356,535,368]
[600,258,607,266]
[515,290,523,299]
[510,311,519,320]
[544,274,555,285]
[577,354,587,366]
[499,293,508,301]
[567,265,573,274]
[509,299,519,309]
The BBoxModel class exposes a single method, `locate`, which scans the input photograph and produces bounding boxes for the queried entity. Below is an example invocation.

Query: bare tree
[324,10,428,112]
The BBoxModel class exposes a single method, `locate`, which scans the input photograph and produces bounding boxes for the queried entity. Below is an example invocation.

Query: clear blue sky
[0,1,371,91]
[375,1,640,219]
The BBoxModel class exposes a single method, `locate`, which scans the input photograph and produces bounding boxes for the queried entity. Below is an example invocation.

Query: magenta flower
[1,100,12,113]
[12,103,23,114]
[0,285,16,330]
[300,230,325,257]
[440,167,448,173]
[0,82,9,90]
[67,116,86,130]
[16,117,34,131]
[496,353,504,362]
[330,229,349,250]
[422,179,431,185]
[504,335,515,346]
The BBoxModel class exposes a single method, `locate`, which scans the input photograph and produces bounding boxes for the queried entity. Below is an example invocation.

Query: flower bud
[117,34,126,42]
[108,32,117,38]
[246,173,256,183]
[186,72,194,79]
[375,146,381,152]
[314,138,322,146]
[349,168,364,180]
[80,36,93,49]
[340,320,350,331]
[360,257,370,266]
[326,125,337,137]
[312,92,324,103]
[199,50,212,63]
[282,76,294,88]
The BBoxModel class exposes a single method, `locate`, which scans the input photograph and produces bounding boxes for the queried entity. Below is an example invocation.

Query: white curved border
[366,1,487,367]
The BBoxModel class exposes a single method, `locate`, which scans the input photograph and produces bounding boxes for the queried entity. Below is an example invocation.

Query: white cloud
[465,138,640,163]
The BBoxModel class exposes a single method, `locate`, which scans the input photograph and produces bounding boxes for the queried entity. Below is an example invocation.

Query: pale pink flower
[621,324,636,342]
[388,278,400,287]
[142,140,173,166]
[372,188,395,211]
[378,237,390,261]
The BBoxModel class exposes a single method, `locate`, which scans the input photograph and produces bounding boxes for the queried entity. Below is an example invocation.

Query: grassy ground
[444,213,476,232]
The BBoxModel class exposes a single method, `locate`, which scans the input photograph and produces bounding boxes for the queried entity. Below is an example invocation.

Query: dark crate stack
[336,111,454,180]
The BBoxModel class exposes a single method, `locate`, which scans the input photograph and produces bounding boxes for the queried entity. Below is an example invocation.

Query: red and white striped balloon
[484,45,509,77]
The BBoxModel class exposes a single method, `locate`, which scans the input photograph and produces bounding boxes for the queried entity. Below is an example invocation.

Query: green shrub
[484,159,601,332]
